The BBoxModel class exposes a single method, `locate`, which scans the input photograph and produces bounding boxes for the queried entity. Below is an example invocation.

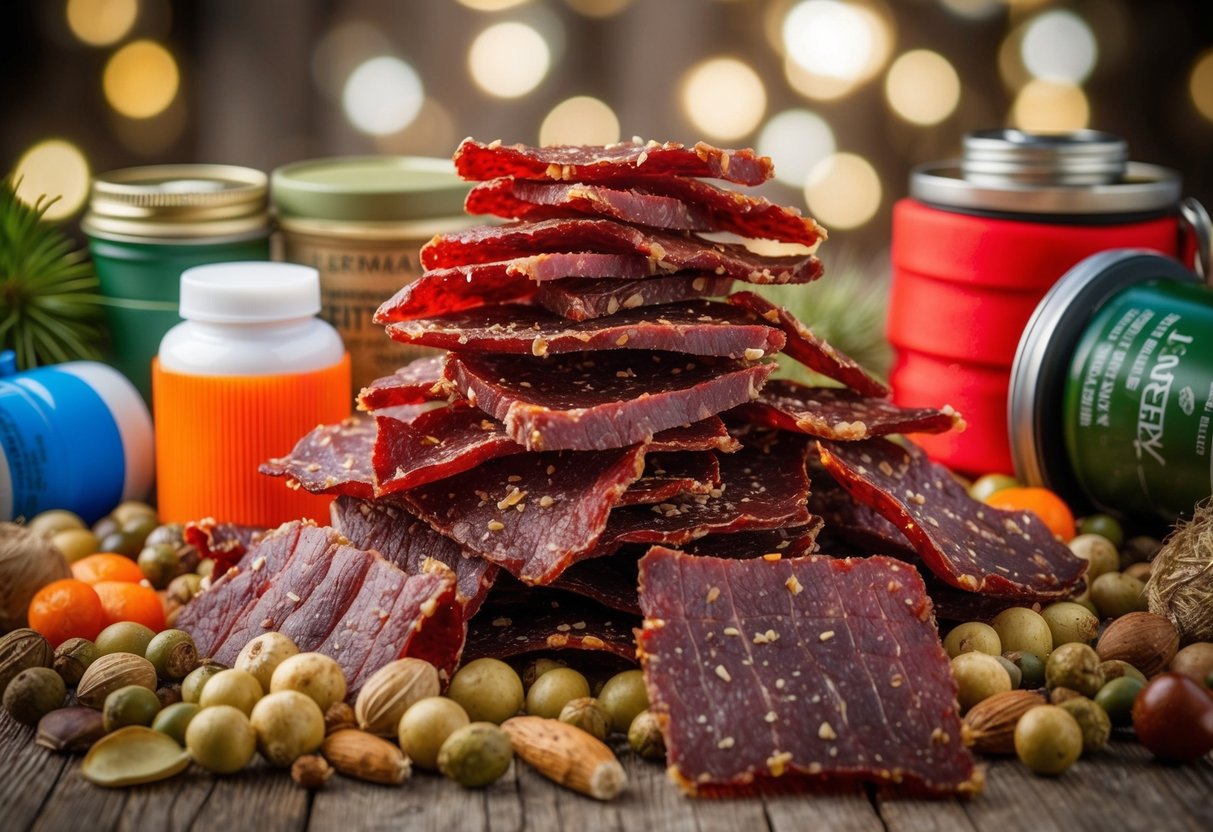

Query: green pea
[1076,514,1124,548]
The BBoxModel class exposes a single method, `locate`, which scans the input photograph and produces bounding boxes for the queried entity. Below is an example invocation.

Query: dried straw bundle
[1146,499,1213,642]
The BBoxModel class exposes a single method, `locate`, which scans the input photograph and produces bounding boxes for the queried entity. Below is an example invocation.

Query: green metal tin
[1010,250,1210,523]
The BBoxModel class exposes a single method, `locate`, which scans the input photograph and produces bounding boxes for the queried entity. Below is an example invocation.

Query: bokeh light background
[2,0,1211,259]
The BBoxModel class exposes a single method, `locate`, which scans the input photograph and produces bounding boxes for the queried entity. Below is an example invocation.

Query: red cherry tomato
[1131,672,1213,763]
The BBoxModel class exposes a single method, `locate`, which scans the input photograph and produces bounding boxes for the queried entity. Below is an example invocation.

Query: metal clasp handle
[1180,197,1211,284]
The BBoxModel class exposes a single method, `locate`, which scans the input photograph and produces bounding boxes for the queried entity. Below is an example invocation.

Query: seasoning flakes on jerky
[420,219,822,285]
[617,451,721,507]
[816,437,1087,599]
[637,546,982,797]
[731,379,963,441]
[356,356,451,411]
[536,275,734,322]
[445,351,773,452]
[259,414,378,499]
[453,137,775,186]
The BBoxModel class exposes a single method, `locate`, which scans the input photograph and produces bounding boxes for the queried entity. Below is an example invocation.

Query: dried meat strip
[730,379,962,440]
[536,275,734,322]
[728,292,889,398]
[357,355,451,411]
[816,438,1087,599]
[373,404,523,495]
[260,415,377,499]
[808,465,918,562]
[374,254,658,324]
[420,219,823,286]
[454,137,773,187]
[183,520,266,575]
[637,546,981,796]
[645,417,740,454]
[385,301,784,360]
[466,177,825,246]
[617,451,720,507]
[602,432,815,547]
[678,526,822,560]
[331,496,497,618]
[177,522,465,690]
[402,444,647,584]
[445,351,774,452]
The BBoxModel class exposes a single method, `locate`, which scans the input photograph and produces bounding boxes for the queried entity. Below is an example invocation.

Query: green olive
[525,668,590,719]
[994,655,1023,690]
[185,704,256,774]
[181,663,226,704]
[95,621,157,657]
[1099,660,1147,686]
[1040,602,1099,647]
[446,659,524,725]
[138,543,182,589]
[1089,572,1148,619]
[398,696,470,770]
[1045,643,1105,697]
[1068,534,1119,582]
[1076,514,1124,548]
[198,668,263,716]
[1004,651,1046,689]
[50,528,101,563]
[597,670,649,734]
[1015,705,1083,774]
[145,629,199,681]
[91,514,119,541]
[120,515,159,550]
[943,622,1002,658]
[991,607,1053,660]
[29,509,86,535]
[1094,676,1144,727]
[111,501,158,527]
[521,657,566,690]
[437,722,513,788]
[144,523,186,549]
[152,701,200,746]
[968,473,1019,502]
[1057,696,1111,754]
[950,652,1012,711]
[97,530,141,558]
[103,684,161,732]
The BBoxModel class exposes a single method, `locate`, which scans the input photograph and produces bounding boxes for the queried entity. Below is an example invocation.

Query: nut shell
[1095,611,1179,678]
[322,729,411,785]
[0,628,54,694]
[354,658,439,737]
[77,652,158,709]
[961,689,1046,755]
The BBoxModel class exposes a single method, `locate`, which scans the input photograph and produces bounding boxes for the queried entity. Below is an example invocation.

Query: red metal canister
[888,129,1189,475]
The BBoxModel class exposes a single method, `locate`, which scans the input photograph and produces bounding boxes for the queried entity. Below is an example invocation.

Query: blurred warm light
[1000,0,1051,9]
[804,152,881,230]
[758,110,835,188]
[1012,80,1090,132]
[938,0,1001,20]
[564,0,633,17]
[1191,50,1213,123]
[373,97,458,155]
[66,0,138,46]
[783,1,871,80]
[111,95,186,156]
[1021,10,1097,84]
[998,24,1030,92]
[456,0,530,10]
[540,96,621,146]
[784,56,856,101]
[312,22,393,100]
[103,40,179,119]
[681,57,767,142]
[342,56,424,136]
[885,50,960,126]
[469,22,551,98]
[12,140,91,221]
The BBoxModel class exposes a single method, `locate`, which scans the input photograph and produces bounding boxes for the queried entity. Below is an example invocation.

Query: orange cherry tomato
[92,580,166,631]
[71,553,145,585]
[28,578,106,646]
[984,486,1077,541]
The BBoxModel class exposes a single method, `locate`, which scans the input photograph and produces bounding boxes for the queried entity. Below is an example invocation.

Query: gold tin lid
[82,164,270,242]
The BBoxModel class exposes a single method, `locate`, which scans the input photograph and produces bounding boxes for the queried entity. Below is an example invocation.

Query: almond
[501,715,626,800]
[321,728,410,785]
[961,689,1046,755]
[1095,611,1179,678]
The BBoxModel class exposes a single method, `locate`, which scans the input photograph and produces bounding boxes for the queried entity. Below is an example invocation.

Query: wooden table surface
[4,710,1211,832]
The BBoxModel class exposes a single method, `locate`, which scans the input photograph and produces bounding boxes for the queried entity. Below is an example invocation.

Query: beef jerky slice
[177,522,464,688]
[331,496,497,617]
[817,438,1087,599]
[454,138,773,186]
[357,355,451,411]
[728,292,889,398]
[183,520,266,575]
[374,254,658,323]
[421,219,822,285]
[536,275,734,322]
[467,177,825,246]
[403,444,647,584]
[808,465,918,562]
[638,546,981,796]
[618,451,720,507]
[386,301,784,360]
[373,404,523,495]
[446,351,774,452]
[260,415,376,499]
[679,526,822,560]
[645,416,740,453]
[731,379,962,440]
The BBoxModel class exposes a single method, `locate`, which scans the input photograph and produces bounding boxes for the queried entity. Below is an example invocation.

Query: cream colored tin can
[271,156,473,394]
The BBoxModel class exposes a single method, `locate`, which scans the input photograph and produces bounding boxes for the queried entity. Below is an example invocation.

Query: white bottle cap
[179,262,321,323]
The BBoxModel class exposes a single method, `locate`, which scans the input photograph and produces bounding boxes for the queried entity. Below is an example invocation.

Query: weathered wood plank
[307,766,506,832]
[615,754,699,832]
[193,759,309,832]
[766,788,884,832]
[0,716,71,832]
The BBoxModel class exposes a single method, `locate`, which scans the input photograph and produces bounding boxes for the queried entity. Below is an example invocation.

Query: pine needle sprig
[0,176,106,370]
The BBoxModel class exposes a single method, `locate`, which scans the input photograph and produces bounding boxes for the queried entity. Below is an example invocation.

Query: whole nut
[36,706,106,753]
[4,666,66,725]
[291,753,333,789]
[961,689,1046,755]
[53,638,100,687]
[0,628,54,695]
[76,652,157,709]
[322,729,411,785]
[1095,611,1179,678]
[324,701,356,735]
[558,697,611,741]
[354,658,439,737]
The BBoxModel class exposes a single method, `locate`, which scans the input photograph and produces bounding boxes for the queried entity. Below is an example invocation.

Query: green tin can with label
[1010,249,1213,523]
[82,165,271,402]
